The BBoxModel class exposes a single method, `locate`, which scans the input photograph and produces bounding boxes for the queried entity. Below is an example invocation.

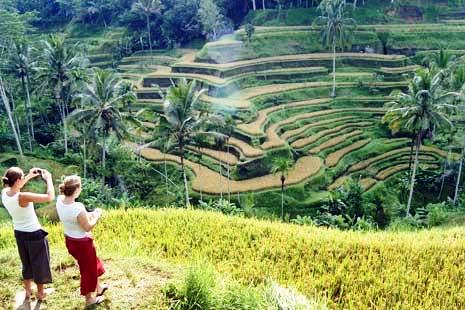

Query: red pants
[65,236,105,296]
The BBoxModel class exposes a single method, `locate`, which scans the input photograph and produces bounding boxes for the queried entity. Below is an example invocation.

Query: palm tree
[39,34,86,154]
[0,75,23,156]
[386,69,457,215]
[119,80,137,114]
[314,0,355,97]
[132,0,161,56]
[161,79,216,206]
[4,41,37,151]
[272,157,293,221]
[423,49,456,73]
[69,69,138,182]
[222,115,235,203]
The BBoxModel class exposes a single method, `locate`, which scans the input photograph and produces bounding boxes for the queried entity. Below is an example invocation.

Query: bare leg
[85,293,99,306]
[24,279,33,298]
[36,284,45,300]
[96,279,102,293]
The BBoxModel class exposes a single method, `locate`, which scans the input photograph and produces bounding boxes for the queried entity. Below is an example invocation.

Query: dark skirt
[14,229,52,284]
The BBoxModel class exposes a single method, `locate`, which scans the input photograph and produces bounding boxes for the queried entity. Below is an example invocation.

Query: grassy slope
[1,209,465,309]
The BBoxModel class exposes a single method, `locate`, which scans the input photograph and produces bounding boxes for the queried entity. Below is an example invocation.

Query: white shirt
[56,195,91,238]
[1,188,42,232]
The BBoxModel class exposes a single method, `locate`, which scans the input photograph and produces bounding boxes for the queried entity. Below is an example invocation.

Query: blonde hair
[59,175,81,197]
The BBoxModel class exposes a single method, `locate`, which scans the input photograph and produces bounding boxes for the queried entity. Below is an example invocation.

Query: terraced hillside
[117,25,457,206]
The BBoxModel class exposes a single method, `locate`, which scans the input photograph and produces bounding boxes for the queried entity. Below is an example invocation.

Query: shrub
[78,178,115,210]
[198,199,244,216]
[388,216,423,231]
[426,203,448,227]
[164,265,216,310]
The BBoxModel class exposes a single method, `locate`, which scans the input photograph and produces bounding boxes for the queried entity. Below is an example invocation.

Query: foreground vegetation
[1,208,465,309]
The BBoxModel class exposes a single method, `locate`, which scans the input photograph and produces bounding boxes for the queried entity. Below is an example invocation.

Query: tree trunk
[453,146,465,206]
[21,76,33,152]
[164,154,169,195]
[262,0,266,9]
[62,101,68,154]
[83,136,87,179]
[0,76,23,156]
[56,84,68,154]
[25,76,34,140]
[6,83,21,138]
[227,144,231,203]
[252,0,257,10]
[180,144,190,207]
[219,155,223,200]
[408,134,415,174]
[331,35,337,97]
[146,14,153,56]
[406,133,421,216]
[438,147,451,199]
[102,137,106,184]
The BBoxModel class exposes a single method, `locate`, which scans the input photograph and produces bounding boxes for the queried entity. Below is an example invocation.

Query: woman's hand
[94,208,103,219]
[41,170,52,181]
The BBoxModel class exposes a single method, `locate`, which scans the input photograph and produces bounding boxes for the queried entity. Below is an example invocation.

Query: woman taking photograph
[56,175,108,307]
[1,167,55,301]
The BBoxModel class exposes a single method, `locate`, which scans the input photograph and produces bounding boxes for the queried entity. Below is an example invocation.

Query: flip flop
[85,296,104,308]
[37,287,55,302]
[97,284,109,297]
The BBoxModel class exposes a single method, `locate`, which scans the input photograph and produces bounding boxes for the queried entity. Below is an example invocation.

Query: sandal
[85,296,104,308]
[96,284,109,297]
[37,288,55,302]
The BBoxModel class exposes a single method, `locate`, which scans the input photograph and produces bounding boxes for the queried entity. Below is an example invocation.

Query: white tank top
[1,188,42,232]
[56,195,91,239]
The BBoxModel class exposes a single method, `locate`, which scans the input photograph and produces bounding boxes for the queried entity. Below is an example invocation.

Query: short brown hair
[59,175,81,197]
[2,167,24,187]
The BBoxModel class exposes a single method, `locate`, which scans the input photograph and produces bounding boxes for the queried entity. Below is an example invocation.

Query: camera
[33,169,43,179]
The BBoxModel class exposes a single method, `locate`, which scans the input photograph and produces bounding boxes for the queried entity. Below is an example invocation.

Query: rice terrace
[1,0,465,309]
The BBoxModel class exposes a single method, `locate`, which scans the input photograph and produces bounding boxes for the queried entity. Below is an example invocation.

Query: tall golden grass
[3,209,463,309]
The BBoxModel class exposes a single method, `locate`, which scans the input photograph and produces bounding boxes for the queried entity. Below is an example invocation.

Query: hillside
[114,23,461,217]
[1,208,464,309]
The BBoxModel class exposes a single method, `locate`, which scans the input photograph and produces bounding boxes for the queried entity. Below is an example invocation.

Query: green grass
[2,208,465,309]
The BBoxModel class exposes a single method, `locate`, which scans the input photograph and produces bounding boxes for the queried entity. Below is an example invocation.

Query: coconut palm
[68,69,138,182]
[453,131,465,206]
[222,115,235,203]
[0,75,23,156]
[161,79,222,206]
[272,157,293,221]
[423,49,456,73]
[314,0,356,97]
[386,69,457,215]
[132,0,161,57]
[4,41,37,151]
[161,79,207,206]
[39,34,86,153]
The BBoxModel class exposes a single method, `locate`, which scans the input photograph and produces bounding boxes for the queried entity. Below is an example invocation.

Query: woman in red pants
[56,175,108,307]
